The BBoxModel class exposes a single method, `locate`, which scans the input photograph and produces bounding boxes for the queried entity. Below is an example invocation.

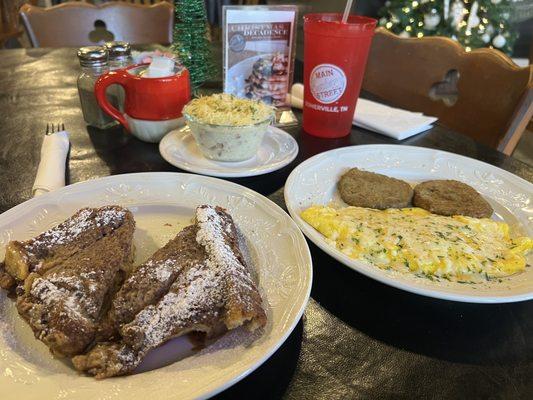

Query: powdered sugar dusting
[30,208,92,248]
[195,206,255,293]
[29,271,102,323]
[80,271,99,293]
[117,344,141,367]
[127,264,219,349]
[98,208,127,227]
[143,259,176,282]
[30,277,86,320]
[26,207,127,254]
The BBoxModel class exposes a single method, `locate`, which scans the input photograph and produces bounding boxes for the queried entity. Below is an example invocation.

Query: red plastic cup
[303,14,376,138]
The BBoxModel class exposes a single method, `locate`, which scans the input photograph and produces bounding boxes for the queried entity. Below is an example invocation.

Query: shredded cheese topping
[183,94,274,126]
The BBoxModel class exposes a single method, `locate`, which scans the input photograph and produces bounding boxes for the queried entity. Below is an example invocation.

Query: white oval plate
[0,173,312,400]
[159,126,298,178]
[284,144,533,303]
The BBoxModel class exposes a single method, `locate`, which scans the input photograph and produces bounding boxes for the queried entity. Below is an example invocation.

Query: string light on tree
[378,0,518,55]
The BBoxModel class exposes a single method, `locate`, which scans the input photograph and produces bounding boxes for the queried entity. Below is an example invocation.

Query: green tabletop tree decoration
[378,0,518,55]
[173,0,216,90]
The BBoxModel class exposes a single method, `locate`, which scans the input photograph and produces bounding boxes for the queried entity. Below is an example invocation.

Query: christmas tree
[172,0,216,90]
[378,0,518,55]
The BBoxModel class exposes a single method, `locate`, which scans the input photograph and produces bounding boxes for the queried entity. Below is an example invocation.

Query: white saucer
[159,126,299,178]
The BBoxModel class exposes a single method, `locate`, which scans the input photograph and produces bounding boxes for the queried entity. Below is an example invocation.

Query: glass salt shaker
[104,41,133,112]
[76,46,119,129]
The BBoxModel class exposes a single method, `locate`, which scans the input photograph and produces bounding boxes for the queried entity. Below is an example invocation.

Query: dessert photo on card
[222,5,297,108]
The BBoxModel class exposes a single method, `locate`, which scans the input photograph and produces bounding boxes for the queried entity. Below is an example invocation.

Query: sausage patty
[413,180,493,218]
[338,168,413,209]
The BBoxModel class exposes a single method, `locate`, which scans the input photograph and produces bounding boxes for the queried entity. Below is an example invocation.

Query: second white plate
[159,126,299,178]
[284,144,533,304]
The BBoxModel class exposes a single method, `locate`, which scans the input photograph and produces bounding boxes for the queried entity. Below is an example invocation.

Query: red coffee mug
[95,64,191,142]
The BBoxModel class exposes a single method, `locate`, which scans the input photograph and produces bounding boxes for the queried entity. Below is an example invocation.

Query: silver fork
[46,123,65,135]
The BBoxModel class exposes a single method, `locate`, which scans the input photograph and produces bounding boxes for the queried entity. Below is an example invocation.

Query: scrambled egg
[301,205,533,283]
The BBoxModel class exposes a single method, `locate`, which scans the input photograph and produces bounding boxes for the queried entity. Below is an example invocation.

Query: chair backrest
[19,2,173,47]
[362,28,533,155]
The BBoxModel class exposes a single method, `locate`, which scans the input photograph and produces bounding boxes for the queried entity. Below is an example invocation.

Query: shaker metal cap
[104,41,131,58]
[77,46,108,67]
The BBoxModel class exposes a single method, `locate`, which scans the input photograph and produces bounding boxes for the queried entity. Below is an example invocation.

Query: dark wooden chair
[1,0,24,47]
[19,2,173,47]
[362,28,533,155]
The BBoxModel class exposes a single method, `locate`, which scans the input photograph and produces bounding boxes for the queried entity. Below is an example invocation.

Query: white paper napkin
[288,83,437,140]
[32,130,70,197]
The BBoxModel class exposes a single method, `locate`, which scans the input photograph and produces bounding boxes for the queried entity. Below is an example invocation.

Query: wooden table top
[0,47,532,400]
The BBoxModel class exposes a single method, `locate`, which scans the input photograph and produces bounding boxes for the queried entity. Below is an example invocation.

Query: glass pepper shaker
[76,46,119,129]
[105,41,133,69]
[104,41,133,112]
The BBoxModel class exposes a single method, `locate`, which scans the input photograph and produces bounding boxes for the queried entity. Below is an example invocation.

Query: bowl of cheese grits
[183,94,274,162]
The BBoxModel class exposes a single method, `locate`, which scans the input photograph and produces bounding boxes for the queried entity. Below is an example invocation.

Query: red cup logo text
[310,64,347,104]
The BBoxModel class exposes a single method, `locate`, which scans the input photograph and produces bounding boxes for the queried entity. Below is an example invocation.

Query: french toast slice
[73,205,266,378]
[4,206,133,282]
[14,206,135,357]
